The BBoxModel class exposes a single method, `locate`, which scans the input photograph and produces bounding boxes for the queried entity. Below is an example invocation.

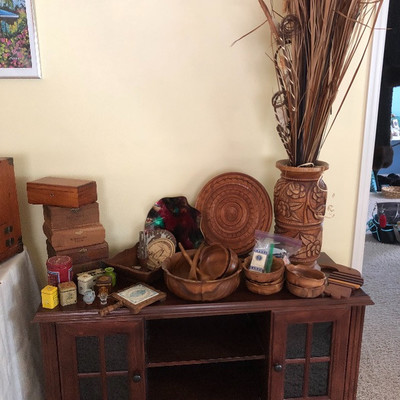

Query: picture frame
[0,0,40,78]
[112,283,166,314]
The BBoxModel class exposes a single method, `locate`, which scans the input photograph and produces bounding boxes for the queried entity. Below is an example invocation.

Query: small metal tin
[77,273,95,295]
[46,255,73,285]
[95,275,112,295]
[41,285,59,309]
[58,281,77,306]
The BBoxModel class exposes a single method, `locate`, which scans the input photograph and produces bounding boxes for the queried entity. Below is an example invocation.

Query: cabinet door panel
[270,308,350,400]
[57,320,145,400]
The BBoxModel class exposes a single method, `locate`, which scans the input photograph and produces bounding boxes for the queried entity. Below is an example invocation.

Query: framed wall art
[0,0,40,78]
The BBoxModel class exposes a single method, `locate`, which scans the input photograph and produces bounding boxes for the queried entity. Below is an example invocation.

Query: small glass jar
[98,286,109,305]
[104,267,117,287]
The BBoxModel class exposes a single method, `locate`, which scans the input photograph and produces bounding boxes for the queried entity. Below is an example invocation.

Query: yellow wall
[2,0,369,284]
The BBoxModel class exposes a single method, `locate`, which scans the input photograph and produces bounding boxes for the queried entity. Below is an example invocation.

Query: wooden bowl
[222,248,240,277]
[243,256,285,283]
[285,264,326,288]
[197,243,230,281]
[286,281,326,298]
[162,251,242,301]
[245,277,284,295]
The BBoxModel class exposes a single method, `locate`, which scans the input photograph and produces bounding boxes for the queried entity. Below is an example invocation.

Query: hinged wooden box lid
[27,177,97,208]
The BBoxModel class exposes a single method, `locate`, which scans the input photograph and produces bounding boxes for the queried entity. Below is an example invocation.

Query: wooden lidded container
[0,157,23,263]
[43,202,100,229]
[27,177,97,208]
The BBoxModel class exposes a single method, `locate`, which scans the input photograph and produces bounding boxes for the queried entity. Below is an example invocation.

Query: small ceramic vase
[83,289,96,305]
[104,267,117,287]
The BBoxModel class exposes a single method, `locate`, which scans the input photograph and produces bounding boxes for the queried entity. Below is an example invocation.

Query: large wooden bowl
[243,256,285,283]
[285,264,326,288]
[161,251,242,302]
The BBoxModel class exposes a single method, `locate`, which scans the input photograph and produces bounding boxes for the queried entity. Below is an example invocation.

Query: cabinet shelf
[147,361,266,400]
[146,313,267,367]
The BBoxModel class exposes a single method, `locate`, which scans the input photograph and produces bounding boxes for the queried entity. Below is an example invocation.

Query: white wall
[2,0,372,284]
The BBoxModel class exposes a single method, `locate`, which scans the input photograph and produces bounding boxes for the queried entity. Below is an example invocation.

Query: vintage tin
[41,285,59,309]
[46,255,73,285]
[58,281,77,306]
[95,275,112,295]
[77,273,95,295]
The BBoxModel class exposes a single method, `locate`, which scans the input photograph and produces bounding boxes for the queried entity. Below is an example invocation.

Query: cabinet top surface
[34,279,373,324]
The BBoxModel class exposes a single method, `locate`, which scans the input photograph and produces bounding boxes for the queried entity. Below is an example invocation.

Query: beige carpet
[357,196,400,399]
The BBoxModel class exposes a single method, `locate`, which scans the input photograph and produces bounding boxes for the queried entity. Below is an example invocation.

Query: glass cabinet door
[270,308,350,400]
[56,320,145,400]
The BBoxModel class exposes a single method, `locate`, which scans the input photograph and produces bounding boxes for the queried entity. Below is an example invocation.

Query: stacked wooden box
[27,177,109,273]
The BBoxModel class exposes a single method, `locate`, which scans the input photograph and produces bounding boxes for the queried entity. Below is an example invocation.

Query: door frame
[352,0,390,271]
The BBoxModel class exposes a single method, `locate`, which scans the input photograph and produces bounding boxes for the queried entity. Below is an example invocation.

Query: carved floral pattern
[274,161,328,266]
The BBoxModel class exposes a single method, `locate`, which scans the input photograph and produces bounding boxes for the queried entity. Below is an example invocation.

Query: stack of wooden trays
[27,177,109,273]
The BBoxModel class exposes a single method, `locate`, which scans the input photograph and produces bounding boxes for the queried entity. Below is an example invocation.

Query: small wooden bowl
[245,277,284,295]
[162,251,241,302]
[286,281,326,298]
[243,256,285,283]
[197,243,229,281]
[223,248,240,277]
[285,264,326,288]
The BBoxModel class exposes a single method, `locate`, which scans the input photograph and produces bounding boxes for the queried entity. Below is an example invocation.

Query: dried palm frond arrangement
[242,0,384,166]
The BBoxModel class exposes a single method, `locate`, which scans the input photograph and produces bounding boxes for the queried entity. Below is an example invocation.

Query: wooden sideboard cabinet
[34,279,372,400]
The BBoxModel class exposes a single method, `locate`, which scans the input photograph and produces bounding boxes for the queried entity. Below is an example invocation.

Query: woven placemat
[195,172,272,256]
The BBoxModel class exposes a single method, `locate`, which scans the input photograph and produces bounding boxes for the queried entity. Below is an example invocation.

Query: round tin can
[46,256,73,285]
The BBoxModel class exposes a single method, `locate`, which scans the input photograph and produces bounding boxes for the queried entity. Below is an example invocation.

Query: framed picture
[0,0,40,78]
[112,283,166,314]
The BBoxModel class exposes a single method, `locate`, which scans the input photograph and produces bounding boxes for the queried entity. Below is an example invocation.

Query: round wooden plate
[195,172,272,256]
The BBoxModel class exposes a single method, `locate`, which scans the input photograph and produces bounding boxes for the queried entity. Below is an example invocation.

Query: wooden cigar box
[0,157,23,263]
[73,260,105,275]
[43,202,100,229]
[27,177,97,208]
[46,240,109,264]
[43,222,106,251]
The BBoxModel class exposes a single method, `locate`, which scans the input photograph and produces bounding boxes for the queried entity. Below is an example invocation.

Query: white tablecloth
[0,248,43,400]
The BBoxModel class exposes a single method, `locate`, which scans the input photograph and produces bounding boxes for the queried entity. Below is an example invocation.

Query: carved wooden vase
[273,159,329,268]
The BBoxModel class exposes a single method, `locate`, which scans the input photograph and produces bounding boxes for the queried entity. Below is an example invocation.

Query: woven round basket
[381,186,400,199]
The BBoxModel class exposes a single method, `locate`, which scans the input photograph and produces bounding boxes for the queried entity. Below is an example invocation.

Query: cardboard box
[27,177,97,208]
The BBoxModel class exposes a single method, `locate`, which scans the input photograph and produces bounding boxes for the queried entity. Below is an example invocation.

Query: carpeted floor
[357,195,400,399]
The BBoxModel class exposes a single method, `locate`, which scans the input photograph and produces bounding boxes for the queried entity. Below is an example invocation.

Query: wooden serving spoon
[178,242,205,280]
